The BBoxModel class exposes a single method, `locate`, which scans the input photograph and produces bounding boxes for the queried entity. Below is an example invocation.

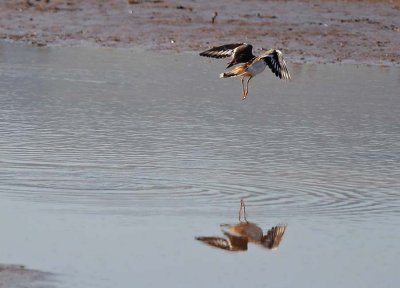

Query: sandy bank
[0,0,400,66]
[0,264,56,288]
[0,1,399,64]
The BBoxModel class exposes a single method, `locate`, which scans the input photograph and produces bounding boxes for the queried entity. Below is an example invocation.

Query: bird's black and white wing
[199,43,255,68]
[261,225,287,250]
[195,233,248,251]
[263,50,291,80]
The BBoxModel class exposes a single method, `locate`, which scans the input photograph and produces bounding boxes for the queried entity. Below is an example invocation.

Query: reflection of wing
[261,225,287,250]
[199,43,255,68]
[195,233,248,251]
[263,50,291,80]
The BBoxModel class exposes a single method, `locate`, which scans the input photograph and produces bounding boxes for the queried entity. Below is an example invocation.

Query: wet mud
[0,264,55,288]
[0,0,399,65]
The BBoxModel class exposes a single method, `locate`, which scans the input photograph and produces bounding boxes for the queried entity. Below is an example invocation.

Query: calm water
[0,43,399,288]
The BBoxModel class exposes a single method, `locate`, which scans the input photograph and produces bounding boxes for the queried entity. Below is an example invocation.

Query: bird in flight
[199,43,291,100]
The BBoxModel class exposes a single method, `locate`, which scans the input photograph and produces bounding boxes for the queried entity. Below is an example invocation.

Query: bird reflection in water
[196,199,287,251]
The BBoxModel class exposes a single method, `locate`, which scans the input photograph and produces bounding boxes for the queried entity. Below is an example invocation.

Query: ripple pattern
[1,46,400,220]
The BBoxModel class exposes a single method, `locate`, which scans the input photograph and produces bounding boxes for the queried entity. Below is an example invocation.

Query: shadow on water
[196,200,287,251]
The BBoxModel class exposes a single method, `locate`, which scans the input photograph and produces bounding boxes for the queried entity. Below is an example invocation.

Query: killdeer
[200,43,291,99]
[196,200,287,251]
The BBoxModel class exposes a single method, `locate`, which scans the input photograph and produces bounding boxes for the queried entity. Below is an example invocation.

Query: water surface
[0,43,399,288]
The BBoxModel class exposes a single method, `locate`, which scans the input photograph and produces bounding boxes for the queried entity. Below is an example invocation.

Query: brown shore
[0,264,55,288]
[0,0,399,65]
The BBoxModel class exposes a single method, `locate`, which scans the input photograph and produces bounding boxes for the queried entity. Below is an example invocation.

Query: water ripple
[1,47,399,220]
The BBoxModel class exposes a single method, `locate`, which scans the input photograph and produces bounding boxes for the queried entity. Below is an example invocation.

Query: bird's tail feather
[220,64,247,78]
[220,71,237,78]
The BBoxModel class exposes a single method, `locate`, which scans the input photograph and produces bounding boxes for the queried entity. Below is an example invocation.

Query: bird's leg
[241,76,246,98]
[245,76,253,97]
[238,200,243,222]
[239,199,248,223]
[242,199,248,222]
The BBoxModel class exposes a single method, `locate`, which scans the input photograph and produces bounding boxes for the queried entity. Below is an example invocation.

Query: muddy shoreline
[0,0,399,66]
[0,264,56,288]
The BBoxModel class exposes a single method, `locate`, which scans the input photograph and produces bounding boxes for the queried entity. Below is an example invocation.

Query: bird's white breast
[247,59,266,76]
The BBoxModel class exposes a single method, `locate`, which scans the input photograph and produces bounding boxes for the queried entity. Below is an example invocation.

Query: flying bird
[199,43,291,99]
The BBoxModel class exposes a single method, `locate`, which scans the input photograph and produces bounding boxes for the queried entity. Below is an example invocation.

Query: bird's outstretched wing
[195,233,248,251]
[199,43,255,68]
[263,50,291,80]
[261,225,287,250]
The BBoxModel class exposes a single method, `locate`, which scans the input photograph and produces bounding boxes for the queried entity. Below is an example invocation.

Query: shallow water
[0,43,399,288]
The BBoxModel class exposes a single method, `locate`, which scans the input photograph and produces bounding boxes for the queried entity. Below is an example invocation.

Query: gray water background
[0,43,399,288]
